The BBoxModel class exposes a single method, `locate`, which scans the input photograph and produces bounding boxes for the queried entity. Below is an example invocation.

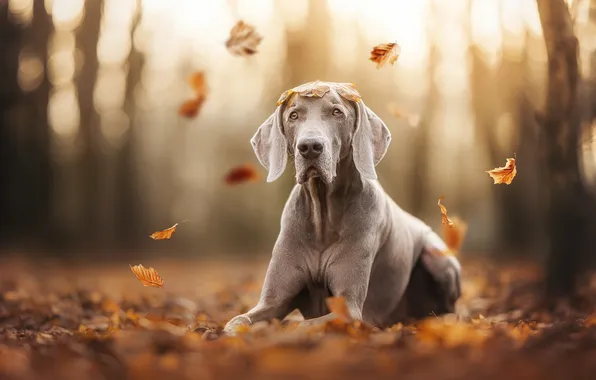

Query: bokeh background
[1,0,595,264]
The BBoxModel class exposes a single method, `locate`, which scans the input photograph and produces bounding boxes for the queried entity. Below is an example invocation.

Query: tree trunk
[536,0,593,297]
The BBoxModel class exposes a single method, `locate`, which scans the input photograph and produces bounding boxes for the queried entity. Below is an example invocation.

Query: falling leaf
[188,72,206,96]
[179,72,207,119]
[486,158,517,185]
[387,103,420,127]
[225,164,260,185]
[129,264,164,288]
[326,296,353,323]
[441,216,468,255]
[178,98,205,118]
[276,81,361,106]
[437,197,454,228]
[369,42,400,69]
[150,223,178,240]
[225,20,263,57]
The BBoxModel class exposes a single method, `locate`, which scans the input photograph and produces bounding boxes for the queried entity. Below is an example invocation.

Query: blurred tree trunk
[0,7,22,248]
[76,0,102,249]
[409,1,437,216]
[536,0,594,297]
[0,2,53,250]
[467,0,526,254]
[116,2,144,251]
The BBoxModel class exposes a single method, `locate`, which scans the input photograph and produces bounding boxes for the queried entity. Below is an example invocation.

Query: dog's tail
[441,217,468,256]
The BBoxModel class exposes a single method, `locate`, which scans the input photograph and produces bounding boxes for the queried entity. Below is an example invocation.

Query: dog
[224,81,461,333]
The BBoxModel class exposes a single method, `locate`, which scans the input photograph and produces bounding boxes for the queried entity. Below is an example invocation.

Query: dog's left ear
[352,101,391,180]
[250,106,288,182]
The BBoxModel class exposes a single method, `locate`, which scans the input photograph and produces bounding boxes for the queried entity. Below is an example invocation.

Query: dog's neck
[301,155,364,245]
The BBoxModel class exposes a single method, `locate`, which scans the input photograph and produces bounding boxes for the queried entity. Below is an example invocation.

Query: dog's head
[251,81,391,184]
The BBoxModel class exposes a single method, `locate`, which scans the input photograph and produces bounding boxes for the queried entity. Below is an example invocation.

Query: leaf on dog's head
[150,223,178,240]
[369,42,400,69]
[486,158,517,185]
[437,197,454,228]
[276,90,295,106]
[226,20,263,57]
[225,164,260,185]
[334,82,361,103]
[276,81,361,107]
[326,296,353,323]
[130,264,164,288]
[387,103,420,127]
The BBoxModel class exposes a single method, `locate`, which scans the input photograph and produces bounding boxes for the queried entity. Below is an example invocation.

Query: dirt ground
[1,256,596,380]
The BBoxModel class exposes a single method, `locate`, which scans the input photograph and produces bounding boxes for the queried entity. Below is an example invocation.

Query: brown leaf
[437,196,454,228]
[326,296,353,323]
[334,82,361,103]
[225,164,260,185]
[276,81,361,106]
[442,217,468,255]
[129,264,164,288]
[178,97,205,119]
[369,42,400,69]
[486,158,517,185]
[179,72,207,119]
[149,223,178,240]
[225,20,263,57]
[188,72,206,96]
[387,103,420,127]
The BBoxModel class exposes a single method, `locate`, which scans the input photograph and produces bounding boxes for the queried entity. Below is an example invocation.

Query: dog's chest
[303,247,337,287]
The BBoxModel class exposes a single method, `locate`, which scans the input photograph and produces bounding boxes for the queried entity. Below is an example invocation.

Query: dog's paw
[437,257,461,312]
[421,253,461,313]
[223,314,252,335]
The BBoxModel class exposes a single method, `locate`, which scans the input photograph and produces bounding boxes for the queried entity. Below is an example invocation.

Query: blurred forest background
[1,0,595,271]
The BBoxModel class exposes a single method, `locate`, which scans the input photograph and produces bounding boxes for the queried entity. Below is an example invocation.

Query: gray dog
[224,81,461,333]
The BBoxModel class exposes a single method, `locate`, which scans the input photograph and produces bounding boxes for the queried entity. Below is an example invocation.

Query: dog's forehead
[277,80,362,107]
[289,90,343,108]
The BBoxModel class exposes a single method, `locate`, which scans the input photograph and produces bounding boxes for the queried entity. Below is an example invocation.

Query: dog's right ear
[250,106,288,182]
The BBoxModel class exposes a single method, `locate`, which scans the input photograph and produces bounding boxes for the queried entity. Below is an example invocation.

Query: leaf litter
[1,259,595,380]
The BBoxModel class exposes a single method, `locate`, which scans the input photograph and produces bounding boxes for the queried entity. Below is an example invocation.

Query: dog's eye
[289,111,299,120]
[332,108,343,116]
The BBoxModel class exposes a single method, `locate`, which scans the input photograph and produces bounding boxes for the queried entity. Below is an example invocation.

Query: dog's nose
[297,138,324,159]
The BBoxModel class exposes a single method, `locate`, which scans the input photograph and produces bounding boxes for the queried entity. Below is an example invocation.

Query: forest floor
[1,256,596,380]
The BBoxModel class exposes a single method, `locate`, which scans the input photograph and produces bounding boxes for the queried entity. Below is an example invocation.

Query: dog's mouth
[297,166,322,184]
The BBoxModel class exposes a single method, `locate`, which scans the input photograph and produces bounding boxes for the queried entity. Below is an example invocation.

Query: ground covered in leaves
[1,256,596,380]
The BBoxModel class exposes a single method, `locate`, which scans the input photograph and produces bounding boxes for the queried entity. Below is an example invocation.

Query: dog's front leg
[223,236,306,334]
[326,238,375,321]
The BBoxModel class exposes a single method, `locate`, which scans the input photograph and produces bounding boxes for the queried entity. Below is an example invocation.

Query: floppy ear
[250,106,288,182]
[352,101,391,180]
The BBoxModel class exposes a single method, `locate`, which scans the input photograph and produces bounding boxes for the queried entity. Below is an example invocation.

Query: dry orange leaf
[179,72,207,119]
[369,42,400,69]
[178,97,205,118]
[437,196,454,228]
[276,81,361,107]
[326,296,353,323]
[150,223,178,240]
[486,158,517,185]
[440,216,468,256]
[226,20,263,57]
[387,103,420,127]
[189,72,206,95]
[225,164,260,185]
[129,264,164,288]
